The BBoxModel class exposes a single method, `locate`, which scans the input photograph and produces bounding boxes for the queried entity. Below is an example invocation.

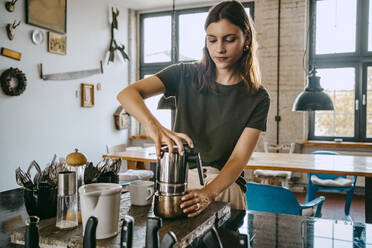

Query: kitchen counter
[8,189,230,248]
[2,188,372,248]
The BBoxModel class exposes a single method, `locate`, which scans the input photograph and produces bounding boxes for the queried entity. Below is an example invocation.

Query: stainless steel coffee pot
[154,144,204,218]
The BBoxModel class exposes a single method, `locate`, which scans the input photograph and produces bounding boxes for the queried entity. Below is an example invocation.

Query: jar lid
[66,148,87,166]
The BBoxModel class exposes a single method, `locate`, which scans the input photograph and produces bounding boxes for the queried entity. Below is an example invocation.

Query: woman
[117,0,270,217]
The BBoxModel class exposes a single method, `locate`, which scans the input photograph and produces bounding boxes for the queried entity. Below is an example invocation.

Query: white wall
[0,0,130,191]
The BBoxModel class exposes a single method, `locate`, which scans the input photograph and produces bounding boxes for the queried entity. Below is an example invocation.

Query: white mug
[129,180,155,206]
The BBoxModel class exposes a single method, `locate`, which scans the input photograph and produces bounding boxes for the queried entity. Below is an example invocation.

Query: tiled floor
[294,192,365,223]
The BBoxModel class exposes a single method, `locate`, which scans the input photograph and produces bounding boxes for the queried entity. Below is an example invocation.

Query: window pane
[367,67,372,137]
[314,68,355,137]
[369,1,372,51]
[143,75,172,130]
[179,12,208,61]
[315,0,356,54]
[143,16,171,63]
[145,95,172,130]
[245,8,251,18]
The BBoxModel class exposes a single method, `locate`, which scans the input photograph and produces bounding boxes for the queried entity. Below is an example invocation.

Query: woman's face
[206,18,247,71]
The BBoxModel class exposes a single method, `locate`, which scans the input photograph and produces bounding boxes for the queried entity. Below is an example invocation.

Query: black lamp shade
[292,70,334,111]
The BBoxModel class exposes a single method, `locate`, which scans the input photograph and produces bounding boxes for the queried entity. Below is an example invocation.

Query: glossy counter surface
[2,188,372,248]
[227,210,372,248]
[7,188,230,248]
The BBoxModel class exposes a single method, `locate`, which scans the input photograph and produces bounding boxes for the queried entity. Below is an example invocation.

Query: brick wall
[254,0,308,147]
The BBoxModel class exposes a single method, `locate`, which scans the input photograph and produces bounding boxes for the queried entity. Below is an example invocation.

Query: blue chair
[246,182,325,217]
[306,151,357,221]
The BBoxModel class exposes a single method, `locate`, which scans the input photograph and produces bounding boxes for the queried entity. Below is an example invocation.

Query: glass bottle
[56,171,78,229]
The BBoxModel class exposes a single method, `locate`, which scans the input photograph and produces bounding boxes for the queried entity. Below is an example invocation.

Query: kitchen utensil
[66,148,87,223]
[83,216,98,248]
[56,171,78,230]
[25,216,39,248]
[84,162,99,184]
[79,183,122,239]
[120,215,134,248]
[160,232,177,248]
[16,167,33,189]
[200,226,223,248]
[154,144,204,218]
[145,216,178,248]
[128,180,154,206]
[145,216,162,248]
[97,171,119,183]
[27,161,41,186]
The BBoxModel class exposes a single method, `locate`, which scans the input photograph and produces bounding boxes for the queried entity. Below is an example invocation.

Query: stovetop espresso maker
[154,144,204,218]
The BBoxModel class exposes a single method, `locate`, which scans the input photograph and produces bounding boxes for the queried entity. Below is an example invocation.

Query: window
[309,0,372,142]
[139,3,254,130]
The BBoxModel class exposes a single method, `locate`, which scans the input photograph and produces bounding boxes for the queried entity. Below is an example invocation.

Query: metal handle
[187,152,204,186]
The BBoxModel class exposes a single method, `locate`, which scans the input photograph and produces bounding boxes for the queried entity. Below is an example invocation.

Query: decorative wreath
[0,67,27,96]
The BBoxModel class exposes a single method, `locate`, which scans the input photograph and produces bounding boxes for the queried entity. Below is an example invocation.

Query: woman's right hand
[144,120,193,159]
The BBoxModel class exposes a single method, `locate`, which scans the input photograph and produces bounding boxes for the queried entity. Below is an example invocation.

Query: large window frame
[309,0,372,142]
[139,2,254,78]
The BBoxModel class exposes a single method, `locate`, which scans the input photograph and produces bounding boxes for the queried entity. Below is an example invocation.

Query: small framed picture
[48,32,66,55]
[81,83,94,107]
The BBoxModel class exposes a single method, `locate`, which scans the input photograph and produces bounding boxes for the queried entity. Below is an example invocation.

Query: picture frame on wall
[26,0,67,34]
[48,32,66,55]
[81,83,94,107]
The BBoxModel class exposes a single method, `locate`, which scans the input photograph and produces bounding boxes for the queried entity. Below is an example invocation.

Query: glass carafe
[56,171,78,229]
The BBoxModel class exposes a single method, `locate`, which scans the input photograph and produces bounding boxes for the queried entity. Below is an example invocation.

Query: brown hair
[194,0,261,94]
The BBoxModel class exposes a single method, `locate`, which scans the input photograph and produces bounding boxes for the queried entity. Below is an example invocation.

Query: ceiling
[120,0,220,11]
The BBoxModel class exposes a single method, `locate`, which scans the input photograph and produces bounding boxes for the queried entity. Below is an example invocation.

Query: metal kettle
[154,144,204,218]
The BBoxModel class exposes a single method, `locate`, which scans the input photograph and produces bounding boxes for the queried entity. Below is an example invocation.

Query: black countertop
[4,188,230,247]
[0,188,27,247]
[2,188,372,248]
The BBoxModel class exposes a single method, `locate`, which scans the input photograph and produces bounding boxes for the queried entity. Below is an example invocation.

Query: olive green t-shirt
[156,62,270,169]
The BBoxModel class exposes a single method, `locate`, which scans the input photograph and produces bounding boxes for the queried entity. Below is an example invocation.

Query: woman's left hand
[179,189,213,218]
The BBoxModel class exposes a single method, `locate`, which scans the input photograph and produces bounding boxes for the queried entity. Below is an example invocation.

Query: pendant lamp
[292,69,334,111]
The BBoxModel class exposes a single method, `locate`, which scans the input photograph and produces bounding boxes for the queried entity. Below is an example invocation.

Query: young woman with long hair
[117,0,270,217]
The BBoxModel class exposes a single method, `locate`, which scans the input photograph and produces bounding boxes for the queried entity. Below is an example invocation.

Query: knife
[160,231,177,248]
[145,216,162,248]
[83,216,98,248]
[121,215,134,248]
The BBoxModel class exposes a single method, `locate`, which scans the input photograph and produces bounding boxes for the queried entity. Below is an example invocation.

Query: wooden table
[104,150,372,223]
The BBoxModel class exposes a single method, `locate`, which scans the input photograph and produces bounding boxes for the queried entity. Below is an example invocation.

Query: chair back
[264,142,295,154]
[310,151,346,179]
[106,144,126,154]
[246,183,301,216]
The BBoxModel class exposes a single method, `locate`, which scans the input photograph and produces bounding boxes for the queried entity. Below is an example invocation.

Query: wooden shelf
[304,140,372,149]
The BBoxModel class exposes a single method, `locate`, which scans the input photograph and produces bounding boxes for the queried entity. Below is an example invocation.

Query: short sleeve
[246,93,270,132]
[155,64,182,98]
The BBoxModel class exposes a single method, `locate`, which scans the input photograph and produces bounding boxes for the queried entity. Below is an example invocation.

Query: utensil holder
[97,172,119,184]
[23,183,57,220]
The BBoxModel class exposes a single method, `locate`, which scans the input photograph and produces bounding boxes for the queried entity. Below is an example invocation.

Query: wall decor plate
[32,30,44,44]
